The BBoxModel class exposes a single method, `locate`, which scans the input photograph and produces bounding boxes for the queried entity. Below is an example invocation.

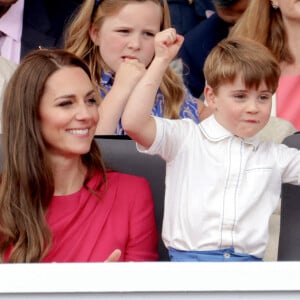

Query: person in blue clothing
[167,0,215,35]
[65,0,206,135]
[178,0,249,98]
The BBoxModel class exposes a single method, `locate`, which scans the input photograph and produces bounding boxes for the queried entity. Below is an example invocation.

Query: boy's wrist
[152,56,171,69]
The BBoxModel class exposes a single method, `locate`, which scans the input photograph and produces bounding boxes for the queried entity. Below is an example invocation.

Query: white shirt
[0,56,17,132]
[0,0,24,63]
[138,115,300,258]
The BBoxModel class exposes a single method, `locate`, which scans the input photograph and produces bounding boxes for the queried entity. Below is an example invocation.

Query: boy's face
[205,75,273,138]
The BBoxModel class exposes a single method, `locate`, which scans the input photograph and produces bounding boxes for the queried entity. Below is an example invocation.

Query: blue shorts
[168,247,262,262]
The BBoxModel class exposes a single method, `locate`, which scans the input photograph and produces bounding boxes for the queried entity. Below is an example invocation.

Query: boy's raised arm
[122,28,184,148]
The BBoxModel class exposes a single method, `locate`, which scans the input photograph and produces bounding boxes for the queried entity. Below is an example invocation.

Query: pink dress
[276,74,300,131]
[42,171,158,262]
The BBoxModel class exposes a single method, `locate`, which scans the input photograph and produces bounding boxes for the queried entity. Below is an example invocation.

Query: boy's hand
[154,28,184,63]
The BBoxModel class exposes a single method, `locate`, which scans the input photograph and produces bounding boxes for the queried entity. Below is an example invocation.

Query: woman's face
[273,0,300,20]
[90,1,162,72]
[39,66,99,159]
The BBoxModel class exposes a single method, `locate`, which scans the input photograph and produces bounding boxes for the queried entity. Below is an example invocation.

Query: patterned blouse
[100,71,200,135]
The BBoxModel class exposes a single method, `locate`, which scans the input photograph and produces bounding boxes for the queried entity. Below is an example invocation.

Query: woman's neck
[50,156,87,196]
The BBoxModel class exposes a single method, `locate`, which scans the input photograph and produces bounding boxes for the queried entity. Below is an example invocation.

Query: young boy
[122,30,300,261]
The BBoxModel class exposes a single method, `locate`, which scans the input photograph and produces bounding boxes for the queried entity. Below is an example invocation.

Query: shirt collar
[200,115,260,150]
[0,0,24,42]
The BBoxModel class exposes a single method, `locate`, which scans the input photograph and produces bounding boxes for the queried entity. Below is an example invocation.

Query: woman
[0,48,158,263]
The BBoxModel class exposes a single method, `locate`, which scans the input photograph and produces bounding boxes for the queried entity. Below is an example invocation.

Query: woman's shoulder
[86,171,152,206]
[105,172,153,207]
[106,171,150,187]
[87,171,150,189]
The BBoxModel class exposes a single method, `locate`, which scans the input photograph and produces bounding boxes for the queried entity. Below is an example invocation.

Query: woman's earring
[271,1,279,9]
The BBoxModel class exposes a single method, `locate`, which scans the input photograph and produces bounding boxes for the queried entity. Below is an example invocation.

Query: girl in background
[65,0,206,135]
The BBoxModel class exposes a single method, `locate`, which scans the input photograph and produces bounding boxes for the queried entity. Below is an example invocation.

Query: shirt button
[224,252,231,259]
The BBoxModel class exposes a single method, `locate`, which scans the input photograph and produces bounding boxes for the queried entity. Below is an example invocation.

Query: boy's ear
[89,24,99,44]
[204,85,217,109]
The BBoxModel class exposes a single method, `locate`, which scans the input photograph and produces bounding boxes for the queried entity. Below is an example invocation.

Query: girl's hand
[154,28,184,63]
[114,58,146,93]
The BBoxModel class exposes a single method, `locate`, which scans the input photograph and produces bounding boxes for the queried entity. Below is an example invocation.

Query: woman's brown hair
[229,0,291,64]
[0,49,107,262]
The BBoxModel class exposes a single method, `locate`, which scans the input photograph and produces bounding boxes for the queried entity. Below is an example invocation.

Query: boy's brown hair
[204,37,281,93]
